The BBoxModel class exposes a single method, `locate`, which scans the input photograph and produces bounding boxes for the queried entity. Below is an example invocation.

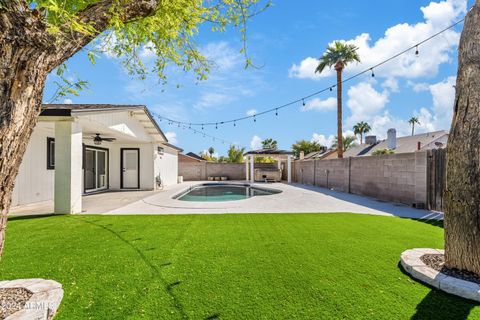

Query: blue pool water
[174,183,282,202]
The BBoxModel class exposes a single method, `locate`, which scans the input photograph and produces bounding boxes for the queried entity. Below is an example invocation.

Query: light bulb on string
[234,121,236,127]
[302,99,306,107]
[330,86,333,92]
[275,108,278,116]
[371,68,375,77]
[254,115,256,123]
[215,123,218,129]
[415,45,419,56]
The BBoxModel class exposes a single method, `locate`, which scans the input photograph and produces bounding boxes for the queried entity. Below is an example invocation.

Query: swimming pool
[174,183,282,202]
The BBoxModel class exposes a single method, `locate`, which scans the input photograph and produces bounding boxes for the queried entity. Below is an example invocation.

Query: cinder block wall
[293,151,428,206]
[179,162,246,181]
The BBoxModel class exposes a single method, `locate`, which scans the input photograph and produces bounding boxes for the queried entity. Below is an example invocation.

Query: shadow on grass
[398,262,478,319]
[411,290,477,320]
[70,216,194,319]
[8,213,63,222]
[403,217,444,229]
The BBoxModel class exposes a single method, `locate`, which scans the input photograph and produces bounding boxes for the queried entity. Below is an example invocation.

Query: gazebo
[243,149,294,183]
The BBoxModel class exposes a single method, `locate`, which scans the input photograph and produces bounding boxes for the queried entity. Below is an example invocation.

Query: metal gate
[427,149,446,211]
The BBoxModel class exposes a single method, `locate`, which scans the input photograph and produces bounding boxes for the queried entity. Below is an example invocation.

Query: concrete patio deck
[9,182,443,219]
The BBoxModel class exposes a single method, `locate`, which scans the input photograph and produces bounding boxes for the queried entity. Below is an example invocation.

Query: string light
[155,17,464,129]
[302,99,306,107]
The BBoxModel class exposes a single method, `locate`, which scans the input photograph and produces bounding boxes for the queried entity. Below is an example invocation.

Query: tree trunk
[335,62,344,158]
[444,1,480,275]
[411,124,414,136]
[0,47,53,258]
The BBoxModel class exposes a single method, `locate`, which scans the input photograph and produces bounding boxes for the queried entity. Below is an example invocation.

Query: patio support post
[54,119,83,214]
[245,156,249,181]
[250,155,254,183]
[287,155,292,183]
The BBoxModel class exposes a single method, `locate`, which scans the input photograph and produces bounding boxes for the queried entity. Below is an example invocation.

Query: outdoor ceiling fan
[92,133,116,145]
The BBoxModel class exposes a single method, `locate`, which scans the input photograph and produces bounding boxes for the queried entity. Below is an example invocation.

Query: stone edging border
[0,278,64,319]
[401,248,480,302]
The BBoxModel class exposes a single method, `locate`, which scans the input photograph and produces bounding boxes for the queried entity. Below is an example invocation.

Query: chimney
[387,128,396,150]
[299,151,305,160]
[417,141,421,151]
[365,135,377,145]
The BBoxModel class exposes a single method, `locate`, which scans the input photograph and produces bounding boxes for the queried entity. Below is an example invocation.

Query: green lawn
[0,213,478,319]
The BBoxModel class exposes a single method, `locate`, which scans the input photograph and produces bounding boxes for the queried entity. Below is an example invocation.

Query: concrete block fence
[292,151,429,207]
[178,151,431,207]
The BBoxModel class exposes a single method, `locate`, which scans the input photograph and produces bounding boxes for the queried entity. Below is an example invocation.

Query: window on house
[47,137,55,170]
[157,146,164,155]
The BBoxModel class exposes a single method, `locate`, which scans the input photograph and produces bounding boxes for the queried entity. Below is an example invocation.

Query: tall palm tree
[408,117,420,136]
[353,121,371,144]
[316,41,360,158]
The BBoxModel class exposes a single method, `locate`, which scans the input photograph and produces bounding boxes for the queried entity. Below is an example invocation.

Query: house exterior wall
[11,123,55,207]
[11,110,179,208]
[154,145,179,187]
[292,151,428,206]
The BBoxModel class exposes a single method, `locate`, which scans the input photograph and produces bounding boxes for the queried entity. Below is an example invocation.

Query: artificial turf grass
[0,213,478,319]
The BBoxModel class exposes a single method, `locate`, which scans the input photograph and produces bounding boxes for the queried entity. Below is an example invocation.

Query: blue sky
[43,0,473,156]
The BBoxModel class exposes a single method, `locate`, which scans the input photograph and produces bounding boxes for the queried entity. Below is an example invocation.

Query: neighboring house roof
[185,152,206,161]
[303,149,335,160]
[244,149,294,156]
[343,130,449,157]
[41,104,175,146]
[179,153,204,162]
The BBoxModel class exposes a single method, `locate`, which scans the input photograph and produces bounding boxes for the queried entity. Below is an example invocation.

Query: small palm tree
[408,117,420,136]
[332,135,358,152]
[261,138,278,150]
[316,41,360,158]
[353,121,371,144]
[208,147,215,157]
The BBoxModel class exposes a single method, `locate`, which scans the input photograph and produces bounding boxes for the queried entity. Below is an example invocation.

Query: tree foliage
[372,148,394,156]
[291,140,322,158]
[12,0,270,99]
[261,138,278,150]
[315,41,360,73]
[332,135,357,152]
[353,121,371,144]
[227,145,245,163]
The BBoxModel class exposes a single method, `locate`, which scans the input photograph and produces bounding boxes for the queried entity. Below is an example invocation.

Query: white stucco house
[11,104,182,214]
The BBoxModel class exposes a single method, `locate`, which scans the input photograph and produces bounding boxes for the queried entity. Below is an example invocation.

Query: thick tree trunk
[0,59,52,257]
[444,1,480,275]
[335,63,344,158]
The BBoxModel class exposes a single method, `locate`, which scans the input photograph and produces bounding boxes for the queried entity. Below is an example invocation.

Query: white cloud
[165,131,178,144]
[289,0,465,81]
[346,82,390,126]
[193,92,234,110]
[289,57,322,80]
[408,81,431,92]
[382,78,399,92]
[301,97,336,112]
[63,98,73,104]
[311,130,357,148]
[250,135,263,150]
[246,109,257,116]
[201,41,242,72]
[429,75,456,129]
[311,133,335,147]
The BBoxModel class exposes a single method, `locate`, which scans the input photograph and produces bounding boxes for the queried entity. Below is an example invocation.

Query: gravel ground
[421,254,480,284]
[0,287,33,319]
